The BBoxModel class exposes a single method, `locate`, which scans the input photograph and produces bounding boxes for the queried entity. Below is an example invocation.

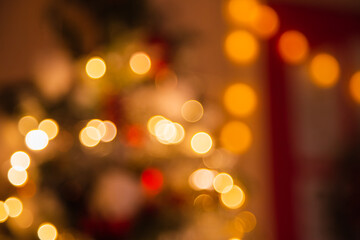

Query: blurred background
[0,0,359,239]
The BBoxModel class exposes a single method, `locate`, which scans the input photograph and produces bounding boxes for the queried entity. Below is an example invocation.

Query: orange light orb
[278,30,309,64]
[349,71,360,104]
[224,30,259,64]
[251,5,279,39]
[309,53,340,88]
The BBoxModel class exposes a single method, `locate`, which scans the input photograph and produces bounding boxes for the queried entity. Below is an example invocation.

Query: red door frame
[266,3,360,240]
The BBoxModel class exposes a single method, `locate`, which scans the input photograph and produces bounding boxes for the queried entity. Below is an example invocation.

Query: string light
[227,0,260,25]
[18,116,38,136]
[79,126,101,147]
[0,201,9,223]
[129,52,151,75]
[191,132,213,154]
[234,211,257,232]
[38,223,58,240]
[310,53,340,88]
[223,83,257,117]
[10,151,30,171]
[278,30,309,64]
[8,168,28,187]
[101,120,117,142]
[213,173,234,193]
[147,115,166,136]
[87,119,106,139]
[220,121,252,154]
[221,185,246,209]
[224,30,259,64]
[4,197,23,218]
[181,100,204,122]
[25,130,49,151]
[250,5,279,38]
[189,168,216,190]
[350,71,360,104]
[86,57,106,79]
[38,119,59,140]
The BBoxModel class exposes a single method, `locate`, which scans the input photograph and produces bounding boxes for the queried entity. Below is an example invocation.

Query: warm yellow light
[278,30,309,64]
[191,132,213,154]
[25,130,49,151]
[310,53,340,88]
[10,151,30,171]
[181,100,204,123]
[225,30,259,64]
[38,119,59,140]
[14,208,33,228]
[193,194,214,211]
[221,185,245,209]
[227,0,260,25]
[154,119,177,144]
[229,238,241,240]
[220,121,252,154]
[18,116,38,136]
[213,173,234,193]
[224,83,257,117]
[86,57,106,79]
[234,211,257,233]
[8,168,28,187]
[147,115,166,136]
[101,120,117,142]
[189,168,216,190]
[38,223,58,240]
[79,127,101,147]
[349,71,360,104]
[87,119,106,139]
[172,123,185,144]
[129,52,151,75]
[4,197,23,218]
[250,5,279,39]
[0,201,9,223]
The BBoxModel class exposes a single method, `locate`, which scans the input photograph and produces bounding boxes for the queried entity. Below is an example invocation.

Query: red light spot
[126,125,143,147]
[141,168,163,195]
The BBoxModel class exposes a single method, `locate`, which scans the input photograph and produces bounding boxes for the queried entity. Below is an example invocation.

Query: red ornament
[141,168,163,195]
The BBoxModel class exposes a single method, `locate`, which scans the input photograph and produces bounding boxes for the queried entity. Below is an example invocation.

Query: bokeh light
[141,168,164,194]
[221,185,246,209]
[234,211,257,233]
[278,30,309,64]
[227,0,260,25]
[147,115,166,136]
[189,168,216,190]
[220,121,252,154]
[85,57,106,79]
[181,100,204,123]
[349,71,360,104]
[194,194,215,211]
[38,223,58,240]
[18,116,38,136]
[224,30,259,64]
[191,132,213,154]
[154,119,177,144]
[224,83,257,117]
[213,173,234,193]
[250,5,279,38]
[10,151,30,171]
[4,197,23,218]
[0,201,9,223]
[38,119,59,140]
[172,123,185,144]
[79,127,101,147]
[101,120,117,142]
[8,168,28,187]
[25,130,49,151]
[14,208,33,228]
[87,119,106,139]
[129,52,151,75]
[309,53,340,88]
